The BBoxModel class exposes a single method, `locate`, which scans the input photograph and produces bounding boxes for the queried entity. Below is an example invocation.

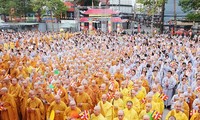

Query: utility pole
[174,0,177,32]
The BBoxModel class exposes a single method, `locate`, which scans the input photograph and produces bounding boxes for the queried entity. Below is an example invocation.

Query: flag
[159,93,168,101]
[152,111,162,120]
[70,81,76,87]
[79,110,90,120]
[190,109,198,116]
[108,82,114,91]
[106,92,114,100]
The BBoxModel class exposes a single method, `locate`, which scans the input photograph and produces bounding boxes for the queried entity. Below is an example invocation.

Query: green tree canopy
[179,0,200,21]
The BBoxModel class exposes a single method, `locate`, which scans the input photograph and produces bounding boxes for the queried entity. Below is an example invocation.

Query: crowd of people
[0,30,199,120]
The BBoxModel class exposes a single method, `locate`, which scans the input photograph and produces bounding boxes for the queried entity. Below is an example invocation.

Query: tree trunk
[160,0,165,34]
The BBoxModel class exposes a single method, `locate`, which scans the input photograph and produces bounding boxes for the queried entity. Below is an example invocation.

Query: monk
[0,87,19,120]
[165,101,188,120]
[125,90,140,113]
[123,101,139,120]
[111,92,124,117]
[64,101,81,119]
[139,103,153,120]
[74,86,92,111]
[54,80,69,105]
[20,80,30,120]
[113,110,128,120]
[82,79,97,108]
[98,94,114,120]
[8,78,22,117]
[47,95,67,120]
[90,105,106,120]
[26,90,45,120]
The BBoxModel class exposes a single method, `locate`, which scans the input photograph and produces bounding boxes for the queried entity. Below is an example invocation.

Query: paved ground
[163,109,170,119]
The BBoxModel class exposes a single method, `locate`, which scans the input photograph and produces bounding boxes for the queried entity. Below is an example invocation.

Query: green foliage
[46,0,67,18]
[186,12,200,21]
[179,0,200,21]
[31,0,67,19]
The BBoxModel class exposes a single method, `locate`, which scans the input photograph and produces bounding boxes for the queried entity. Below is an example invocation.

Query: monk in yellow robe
[98,94,114,120]
[139,103,153,120]
[114,70,125,86]
[111,92,124,117]
[20,80,30,120]
[89,80,100,103]
[0,87,19,120]
[179,94,189,118]
[98,84,108,102]
[64,101,81,120]
[190,113,200,120]
[26,90,45,120]
[119,81,129,101]
[47,95,67,120]
[82,80,98,108]
[125,90,140,113]
[8,78,22,116]
[165,101,188,120]
[54,81,69,105]
[123,101,139,120]
[151,85,164,113]
[74,86,92,111]
[113,110,128,120]
[91,105,106,120]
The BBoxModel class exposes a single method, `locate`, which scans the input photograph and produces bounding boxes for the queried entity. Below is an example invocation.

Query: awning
[83,9,119,16]
[80,17,122,23]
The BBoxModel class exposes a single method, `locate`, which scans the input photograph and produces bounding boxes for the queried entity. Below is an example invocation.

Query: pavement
[163,109,170,119]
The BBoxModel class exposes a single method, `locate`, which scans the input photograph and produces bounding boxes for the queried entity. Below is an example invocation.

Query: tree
[179,0,200,21]
[46,0,67,21]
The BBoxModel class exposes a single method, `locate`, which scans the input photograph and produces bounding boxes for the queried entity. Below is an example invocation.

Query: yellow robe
[123,108,139,120]
[8,83,22,114]
[182,101,189,118]
[139,110,153,120]
[125,96,140,113]
[47,101,67,120]
[64,107,81,119]
[190,113,200,120]
[0,93,19,120]
[26,97,45,120]
[136,87,146,101]
[120,87,129,101]
[54,87,69,105]
[20,86,30,120]
[91,113,106,120]
[98,101,114,120]
[111,98,124,117]
[113,117,128,120]
[165,110,188,120]
[75,92,93,111]
[152,92,164,113]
